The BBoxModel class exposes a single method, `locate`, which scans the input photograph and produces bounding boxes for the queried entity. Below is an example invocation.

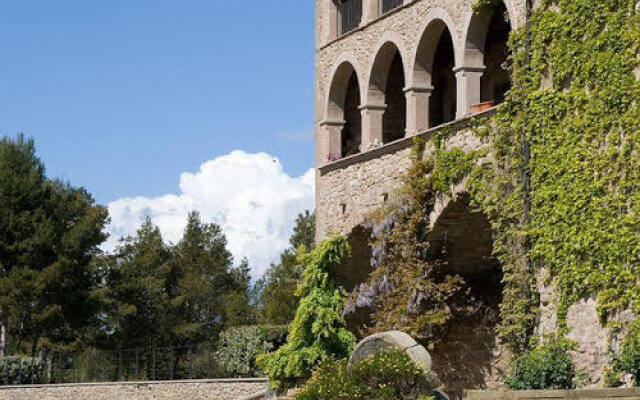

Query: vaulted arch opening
[413,18,458,131]
[426,194,503,397]
[342,72,362,157]
[465,2,513,108]
[327,62,362,158]
[429,29,457,127]
[368,42,407,144]
[337,224,375,340]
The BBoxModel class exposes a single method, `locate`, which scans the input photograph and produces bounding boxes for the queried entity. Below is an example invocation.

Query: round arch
[461,0,514,106]
[325,58,364,158]
[461,0,515,69]
[411,8,460,89]
[367,38,408,144]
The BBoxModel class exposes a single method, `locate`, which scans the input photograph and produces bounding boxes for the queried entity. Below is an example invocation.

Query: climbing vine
[359,137,484,347]
[365,0,640,362]
[498,0,639,326]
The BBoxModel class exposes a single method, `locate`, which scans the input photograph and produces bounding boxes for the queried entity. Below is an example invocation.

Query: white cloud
[104,151,315,279]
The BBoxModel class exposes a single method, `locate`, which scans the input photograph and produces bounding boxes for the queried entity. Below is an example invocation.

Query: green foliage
[216,325,288,378]
[100,218,173,351]
[295,348,433,400]
[471,0,502,13]
[469,0,640,354]
[0,356,44,385]
[100,211,252,355]
[0,135,109,355]
[504,338,577,390]
[256,211,315,325]
[614,319,640,386]
[363,139,478,346]
[257,237,356,388]
[289,210,316,251]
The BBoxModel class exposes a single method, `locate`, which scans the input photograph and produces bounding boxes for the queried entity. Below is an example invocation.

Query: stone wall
[463,388,640,400]
[316,112,487,238]
[313,0,636,392]
[0,379,269,400]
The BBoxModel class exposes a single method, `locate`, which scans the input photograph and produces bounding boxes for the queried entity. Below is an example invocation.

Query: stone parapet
[463,388,640,400]
[0,378,270,400]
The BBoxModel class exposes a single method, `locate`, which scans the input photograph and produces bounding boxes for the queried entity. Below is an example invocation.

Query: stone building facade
[313,0,629,394]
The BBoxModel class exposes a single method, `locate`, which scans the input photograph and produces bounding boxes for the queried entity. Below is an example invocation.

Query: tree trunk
[0,320,5,358]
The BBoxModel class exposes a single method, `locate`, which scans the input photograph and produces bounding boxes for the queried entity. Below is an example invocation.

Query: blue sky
[0,0,315,204]
[0,1,317,276]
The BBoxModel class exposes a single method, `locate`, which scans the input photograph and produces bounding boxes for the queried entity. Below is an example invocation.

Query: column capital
[319,119,346,127]
[453,65,486,74]
[403,85,434,94]
[359,103,387,112]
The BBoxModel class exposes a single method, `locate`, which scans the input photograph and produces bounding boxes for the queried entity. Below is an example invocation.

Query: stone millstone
[348,330,442,390]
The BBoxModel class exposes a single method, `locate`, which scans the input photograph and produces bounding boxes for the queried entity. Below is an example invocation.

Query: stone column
[360,104,386,150]
[453,65,485,118]
[319,119,344,164]
[362,0,379,24]
[324,1,339,42]
[404,86,433,135]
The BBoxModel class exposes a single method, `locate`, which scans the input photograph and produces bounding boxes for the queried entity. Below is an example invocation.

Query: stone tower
[313,0,624,393]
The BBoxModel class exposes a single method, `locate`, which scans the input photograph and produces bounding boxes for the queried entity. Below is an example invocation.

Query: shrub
[615,319,640,386]
[216,325,288,378]
[504,338,576,390]
[0,356,45,385]
[257,237,356,388]
[296,348,433,400]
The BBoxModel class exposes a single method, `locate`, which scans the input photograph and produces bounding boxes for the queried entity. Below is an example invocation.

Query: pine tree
[0,135,108,357]
[256,211,315,325]
[101,218,171,351]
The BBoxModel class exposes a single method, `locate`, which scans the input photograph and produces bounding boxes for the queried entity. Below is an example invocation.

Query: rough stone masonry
[313,0,635,391]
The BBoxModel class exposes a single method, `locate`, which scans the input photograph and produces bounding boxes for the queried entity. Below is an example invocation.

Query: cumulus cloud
[104,151,315,279]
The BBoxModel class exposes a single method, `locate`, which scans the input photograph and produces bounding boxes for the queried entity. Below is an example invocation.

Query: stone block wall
[313,0,637,392]
[0,379,269,400]
[463,388,640,400]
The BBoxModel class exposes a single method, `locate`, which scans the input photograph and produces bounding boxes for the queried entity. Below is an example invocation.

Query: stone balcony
[315,108,495,239]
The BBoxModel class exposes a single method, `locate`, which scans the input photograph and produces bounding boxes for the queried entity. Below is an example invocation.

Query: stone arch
[337,224,375,339]
[411,11,459,129]
[411,8,460,90]
[406,8,460,133]
[366,36,409,144]
[426,192,503,398]
[325,55,364,157]
[460,1,514,109]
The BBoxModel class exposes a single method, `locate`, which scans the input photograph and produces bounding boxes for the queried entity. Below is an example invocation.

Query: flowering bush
[216,325,288,378]
[295,348,433,400]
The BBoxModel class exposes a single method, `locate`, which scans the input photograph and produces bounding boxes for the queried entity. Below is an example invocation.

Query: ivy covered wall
[349,0,639,387]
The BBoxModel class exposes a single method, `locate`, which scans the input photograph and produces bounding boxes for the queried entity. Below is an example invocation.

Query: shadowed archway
[327,61,363,157]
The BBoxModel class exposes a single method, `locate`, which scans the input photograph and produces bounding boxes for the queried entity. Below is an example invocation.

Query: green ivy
[477,0,640,339]
[503,337,577,390]
[257,237,356,389]
[613,319,640,386]
[367,0,640,369]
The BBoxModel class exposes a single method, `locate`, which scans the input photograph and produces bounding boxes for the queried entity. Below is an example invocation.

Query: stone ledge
[319,0,420,51]
[0,377,268,390]
[463,388,640,400]
[318,108,496,176]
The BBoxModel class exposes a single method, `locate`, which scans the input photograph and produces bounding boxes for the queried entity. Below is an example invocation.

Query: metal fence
[338,0,362,35]
[381,0,404,14]
[48,345,220,384]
